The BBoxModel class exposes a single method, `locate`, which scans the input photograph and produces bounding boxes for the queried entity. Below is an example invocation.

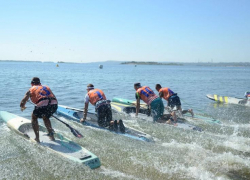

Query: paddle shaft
[64,106,97,115]
[27,101,83,138]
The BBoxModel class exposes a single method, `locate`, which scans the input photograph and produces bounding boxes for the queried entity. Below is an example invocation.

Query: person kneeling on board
[20,77,58,143]
[134,83,171,123]
[80,84,125,133]
[155,84,194,119]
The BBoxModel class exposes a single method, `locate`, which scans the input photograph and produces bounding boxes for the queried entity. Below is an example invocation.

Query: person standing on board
[20,77,58,143]
[155,84,194,117]
[80,84,125,133]
[134,83,168,123]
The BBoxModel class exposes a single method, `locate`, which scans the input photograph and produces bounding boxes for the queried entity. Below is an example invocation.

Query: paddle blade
[69,126,84,138]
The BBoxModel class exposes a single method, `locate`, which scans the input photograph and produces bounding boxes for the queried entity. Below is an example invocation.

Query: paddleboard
[206,94,250,106]
[0,111,101,169]
[111,98,203,131]
[56,105,154,142]
[183,113,221,124]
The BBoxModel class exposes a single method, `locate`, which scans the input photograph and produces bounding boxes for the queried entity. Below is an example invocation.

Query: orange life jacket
[159,87,175,101]
[137,86,158,105]
[29,85,56,105]
[88,89,106,105]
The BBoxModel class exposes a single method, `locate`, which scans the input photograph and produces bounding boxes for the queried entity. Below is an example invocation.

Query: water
[0,61,250,180]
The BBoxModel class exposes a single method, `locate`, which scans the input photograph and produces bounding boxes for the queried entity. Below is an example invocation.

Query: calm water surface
[0,61,250,180]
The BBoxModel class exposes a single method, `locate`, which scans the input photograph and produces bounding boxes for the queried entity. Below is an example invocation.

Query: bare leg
[31,114,40,143]
[42,116,55,140]
[181,109,194,117]
[171,111,177,122]
[188,109,194,117]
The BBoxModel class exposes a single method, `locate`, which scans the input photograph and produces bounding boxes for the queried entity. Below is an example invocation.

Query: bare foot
[49,136,55,141]
[166,120,172,124]
[188,109,194,117]
[80,118,86,123]
[34,138,40,143]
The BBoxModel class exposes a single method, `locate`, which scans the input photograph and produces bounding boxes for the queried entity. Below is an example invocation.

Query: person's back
[20,77,58,142]
[87,88,107,106]
[159,87,175,101]
[81,84,125,133]
[134,83,164,122]
[155,83,194,118]
[136,86,158,105]
[29,84,57,107]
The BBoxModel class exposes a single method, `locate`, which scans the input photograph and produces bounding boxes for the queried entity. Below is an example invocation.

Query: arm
[159,91,163,98]
[80,102,89,122]
[135,98,140,116]
[20,90,30,111]
[51,92,57,100]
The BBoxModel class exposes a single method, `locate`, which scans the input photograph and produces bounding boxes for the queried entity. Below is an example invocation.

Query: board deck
[111,98,203,131]
[56,105,154,142]
[206,94,250,106]
[0,111,101,169]
[183,113,221,124]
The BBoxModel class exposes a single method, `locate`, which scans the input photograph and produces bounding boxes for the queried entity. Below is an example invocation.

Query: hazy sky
[0,0,249,63]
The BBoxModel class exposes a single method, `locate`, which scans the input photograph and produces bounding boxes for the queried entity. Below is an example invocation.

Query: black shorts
[168,95,181,108]
[33,104,58,118]
[96,103,112,128]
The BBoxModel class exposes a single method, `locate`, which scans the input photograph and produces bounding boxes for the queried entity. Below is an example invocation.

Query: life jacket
[159,87,175,101]
[88,89,106,105]
[29,85,57,105]
[137,86,158,105]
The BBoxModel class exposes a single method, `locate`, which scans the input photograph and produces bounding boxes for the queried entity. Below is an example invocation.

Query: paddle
[27,101,83,138]
[63,106,97,116]
[51,115,83,138]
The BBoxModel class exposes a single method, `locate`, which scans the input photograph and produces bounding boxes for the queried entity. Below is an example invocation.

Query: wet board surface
[111,99,202,132]
[56,105,154,142]
[24,127,91,160]
[206,94,250,106]
[183,113,221,124]
[0,111,101,169]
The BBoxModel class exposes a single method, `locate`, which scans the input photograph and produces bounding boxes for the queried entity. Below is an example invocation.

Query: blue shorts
[168,94,181,108]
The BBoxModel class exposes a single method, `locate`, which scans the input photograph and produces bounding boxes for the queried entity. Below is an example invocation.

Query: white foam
[100,167,145,180]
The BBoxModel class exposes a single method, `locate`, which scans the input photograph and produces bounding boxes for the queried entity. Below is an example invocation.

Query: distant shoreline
[121,61,182,66]
[1,60,250,67]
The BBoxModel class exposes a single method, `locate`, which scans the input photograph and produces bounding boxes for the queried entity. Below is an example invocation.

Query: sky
[0,0,250,63]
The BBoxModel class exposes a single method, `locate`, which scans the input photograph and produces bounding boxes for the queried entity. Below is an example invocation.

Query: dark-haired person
[20,77,58,143]
[134,83,166,122]
[80,84,125,133]
[155,84,193,117]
